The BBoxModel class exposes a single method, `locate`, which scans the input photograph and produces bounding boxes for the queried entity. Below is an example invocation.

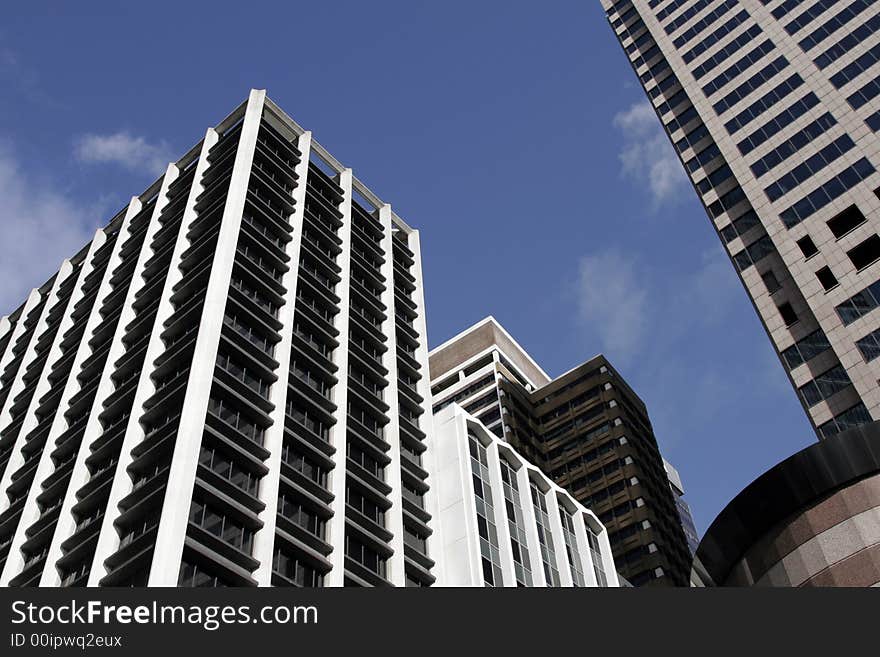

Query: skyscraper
[430,404,619,587]
[430,317,692,586]
[600,0,880,439]
[0,89,436,587]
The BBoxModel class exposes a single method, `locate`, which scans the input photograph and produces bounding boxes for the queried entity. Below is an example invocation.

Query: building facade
[0,89,436,587]
[600,0,880,439]
[430,317,693,586]
[664,458,700,554]
[692,420,880,586]
[431,404,618,587]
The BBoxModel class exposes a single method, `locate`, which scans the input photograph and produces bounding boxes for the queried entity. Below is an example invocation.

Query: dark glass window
[798,364,852,408]
[778,302,798,326]
[817,402,872,438]
[847,234,880,270]
[827,205,867,238]
[835,279,880,325]
[817,266,839,291]
[856,328,880,362]
[780,329,831,370]
[762,270,781,293]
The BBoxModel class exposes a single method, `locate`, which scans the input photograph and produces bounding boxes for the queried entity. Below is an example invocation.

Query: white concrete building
[0,89,435,587]
[430,404,618,587]
[600,0,880,439]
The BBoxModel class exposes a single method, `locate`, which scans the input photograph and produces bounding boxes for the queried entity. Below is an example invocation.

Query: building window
[817,402,872,438]
[499,458,532,586]
[816,266,838,291]
[469,433,503,587]
[836,279,880,325]
[188,500,254,554]
[856,327,880,362]
[529,481,560,586]
[178,559,231,588]
[798,364,852,408]
[798,0,876,51]
[738,92,819,156]
[764,135,855,201]
[797,235,818,258]
[762,270,781,293]
[733,234,776,271]
[827,205,866,238]
[779,158,876,229]
[273,548,324,587]
[586,527,609,588]
[561,510,586,587]
[778,302,798,327]
[847,234,880,271]
[749,112,837,178]
[345,536,387,578]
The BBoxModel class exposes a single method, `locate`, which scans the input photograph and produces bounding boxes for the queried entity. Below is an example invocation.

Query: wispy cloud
[571,244,778,450]
[575,249,648,363]
[573,246,741,366]
[74,132,172,176]
[0,145,99,315]
[612,100,689,208]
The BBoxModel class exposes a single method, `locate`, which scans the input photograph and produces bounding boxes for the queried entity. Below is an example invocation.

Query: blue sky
[0,1,814,536]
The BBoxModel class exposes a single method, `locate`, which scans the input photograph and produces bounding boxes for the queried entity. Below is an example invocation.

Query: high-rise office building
[0,89,437,587]
[430,404,619,587]
[600,0,880,440]
[430,317,692,586]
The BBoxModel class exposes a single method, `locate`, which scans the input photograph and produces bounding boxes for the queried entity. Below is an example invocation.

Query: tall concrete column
[148,89,266,586]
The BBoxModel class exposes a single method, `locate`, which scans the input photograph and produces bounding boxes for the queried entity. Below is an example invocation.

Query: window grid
[586,527,609,588]
[836,277,880,325]
[781,329,832,370]
[560,510,586,587]
[702,39,776,97]
[672,0,739,48]
[499,459,532,586]
[682,9,751,64]
[724,73,804,134]
[779,157,876,228]
[692,24,764,79]
[799,0,876,52]
[469,433,504,587]
[529,481,560,587]
[738,92,820,155]
[765,134,856,202]
[798,364,852,407]
[814,12,880,69]
[713,56,790,116]
[817,402,872,438]
[749,112,838,178]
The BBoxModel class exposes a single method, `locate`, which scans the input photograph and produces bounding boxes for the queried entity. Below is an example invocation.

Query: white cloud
[575,249,648,364]
[612,100,689,207]
[573,246,742,366]
[74,132,171,176]
[0,146,99,315]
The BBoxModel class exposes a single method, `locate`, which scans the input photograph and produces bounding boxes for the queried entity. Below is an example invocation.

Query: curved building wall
[724,473,880,586]
[694,421,880,587]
